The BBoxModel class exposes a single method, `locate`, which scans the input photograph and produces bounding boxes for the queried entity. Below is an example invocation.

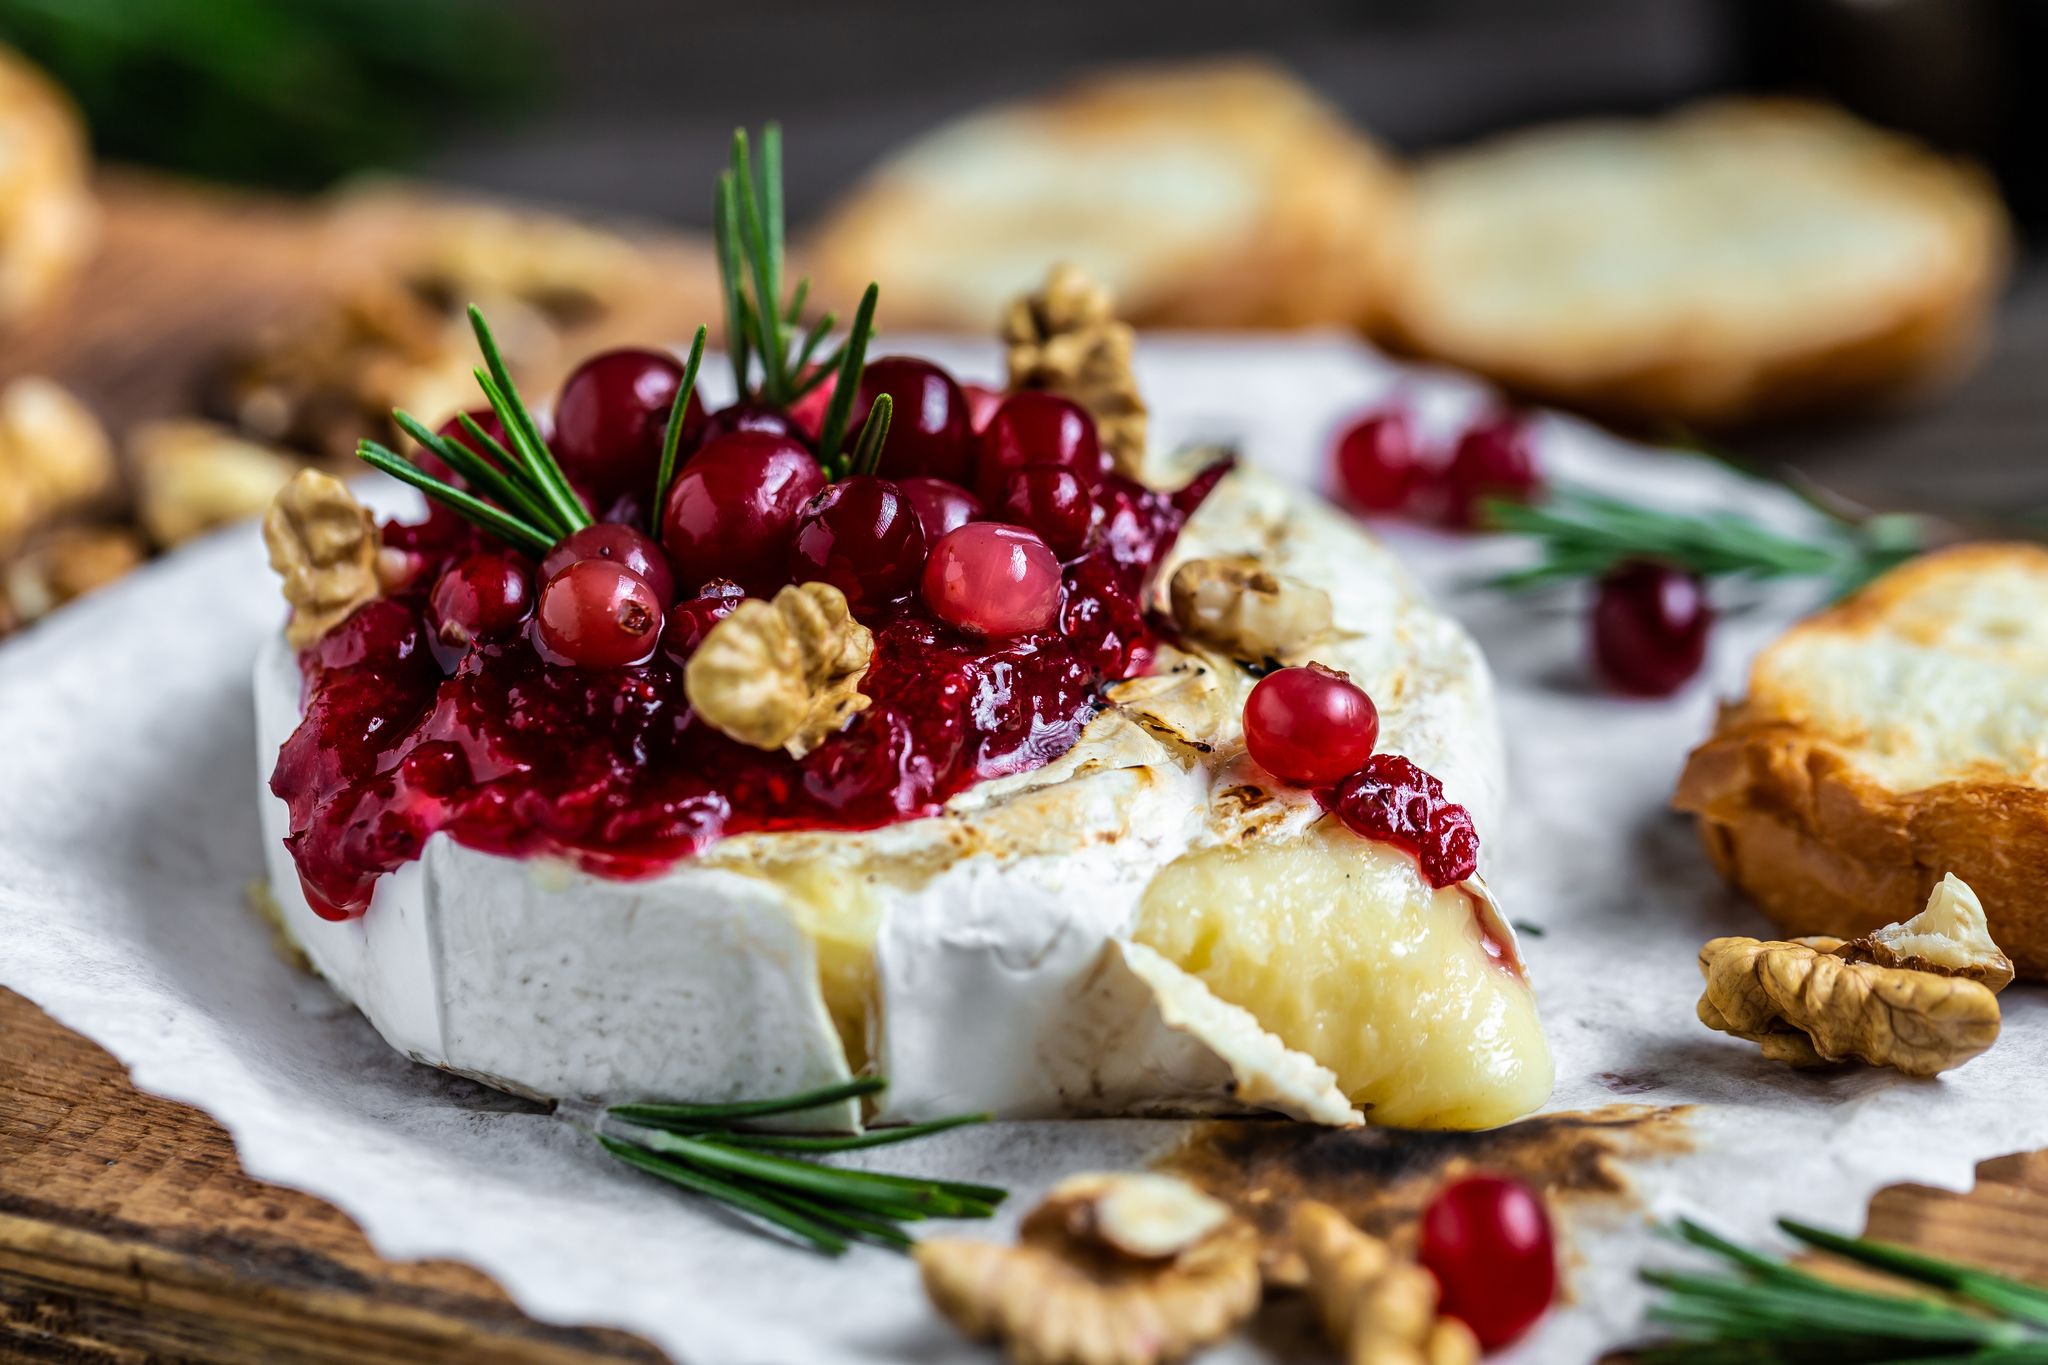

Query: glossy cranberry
[898,476,982,546]
[553,349,696,502]
[922,523,1061,637]
[1591,559,1712,697]
[1419,1174,1557,1350]
[1242,664,1379,786]
[662,433,826,597]
[539,523,677,606]
[429,553,533,647]
[960,382,1005,433]
[977,392,1105,500]
[1333,754,1479,888]
[791,475,928,610]
[1333,407,1425,512]
[701,402,801,446]
[534,560,664,668]
[1439,412,1541,529]
[999,464,1094,559]
[661,579,746,665]
[852,356,973,483]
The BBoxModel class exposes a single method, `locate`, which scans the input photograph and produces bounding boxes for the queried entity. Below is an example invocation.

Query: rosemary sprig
[1483,486,1923,598]
[848,394,894,479]
[653,324,710,527]
[816,283,879,474]
[1639,1217,2048,1360]
[599,1079,1002,1256]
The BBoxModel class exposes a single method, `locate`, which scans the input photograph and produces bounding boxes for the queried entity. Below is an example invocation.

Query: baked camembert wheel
[253,139,1549,1133]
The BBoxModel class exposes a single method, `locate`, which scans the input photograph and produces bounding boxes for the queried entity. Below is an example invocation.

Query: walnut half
[262,470,382,649]
[1293,1201,1479,1365]
[1168,556,1332,665]
[1697,876,2007,1076]
[917,1172,1261,1365]
[684,582,873,757]
[1003,263,1149,478]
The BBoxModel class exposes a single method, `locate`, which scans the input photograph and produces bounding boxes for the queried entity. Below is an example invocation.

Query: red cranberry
[662,579,746,665]
[999,464,1094,559]
[553,349,697,502]
[429,553,533,647]
[701,402,801,446]
[540,523,677,606]
[1591,559,1712,697]
[1439,412,1541,529]
[899,476,982,545]
[977,392,1105,500]
[662,433,825,597]
[791,475,928,610]
[788,370,836,442]
[1333,754,1479,888]
[1333,407,1425,512]
[960,382,1005,433]
[1242,664,1379,786]
[534,560,664,668]
[1419,1174,1556,1350]
[922,523,1061,637]
[852,357,973,482]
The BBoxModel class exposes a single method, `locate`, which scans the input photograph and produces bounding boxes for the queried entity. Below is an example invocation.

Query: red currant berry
[1439,412,1541,529]
[661,433,825,597]
[960,382,1004,433]
[922,523,1061,637]
[1418,1174,1556,1350]
[553,349,696,502]
[701,402,802,446]
[898,476,982,545]
[1591,559,1712,697]
[791,475,929,610]
[429,553,533,647]
[534,560,664,668]
[999,464,1093,559]
[662,579,746,665]
[1332,407,1425,512]
[1242,664,1379,786]
[539,523,676,606]
[853,356,973,483]
[977,392,1105,500]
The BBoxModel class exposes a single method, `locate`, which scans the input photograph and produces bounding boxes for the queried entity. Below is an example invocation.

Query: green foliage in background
[0,0,541,190]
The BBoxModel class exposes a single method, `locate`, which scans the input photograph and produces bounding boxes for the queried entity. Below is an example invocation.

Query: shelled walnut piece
[1292,1201,1479,1365]
[1697,874,2008,1076]
[262,470,382,649]
[0,375,115,553]
[917,1172,1261,1365]
[684,582,873,758]
[131,420,299,549]
[1168,556,1332,664]
[1004,263,1149,477]
[1,525,146,632]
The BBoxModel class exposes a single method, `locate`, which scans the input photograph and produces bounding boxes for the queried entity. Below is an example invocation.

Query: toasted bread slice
[1373,100,2009,428]
[810,60,1401,331]
[1675,545,2048,978]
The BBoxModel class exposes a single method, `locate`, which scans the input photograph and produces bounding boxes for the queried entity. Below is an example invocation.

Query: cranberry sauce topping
[1327,754,1481,890]
[272,464,1228,919]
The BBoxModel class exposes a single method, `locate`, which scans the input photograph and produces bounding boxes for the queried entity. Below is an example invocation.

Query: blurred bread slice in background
[1372,101,2010,429]
[811,60,1400,331]
[1,44,97,325]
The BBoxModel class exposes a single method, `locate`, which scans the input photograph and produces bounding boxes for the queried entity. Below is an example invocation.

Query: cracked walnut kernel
[1292,1201,1478,1365]
[684,581,873,757]
[1168,555,1332,664]
[1003,263,1148,477]
[262,470,383,649]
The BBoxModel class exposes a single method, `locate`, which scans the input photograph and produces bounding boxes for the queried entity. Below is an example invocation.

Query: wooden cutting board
[4,174,2047,1364]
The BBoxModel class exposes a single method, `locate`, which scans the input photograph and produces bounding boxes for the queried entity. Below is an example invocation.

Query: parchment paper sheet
[4,336,2045,1363]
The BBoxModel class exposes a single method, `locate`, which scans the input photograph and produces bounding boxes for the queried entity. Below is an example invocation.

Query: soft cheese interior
[255,467,1552,1132]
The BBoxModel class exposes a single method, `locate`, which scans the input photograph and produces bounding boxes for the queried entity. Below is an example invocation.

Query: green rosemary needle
[653,324,711,528]
[356,441,552,554]
[848,394,894,479]
[816,283,879,471]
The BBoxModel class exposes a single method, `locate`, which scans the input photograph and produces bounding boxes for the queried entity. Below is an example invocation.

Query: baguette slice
[1374,100,2009,428]
[1675,545,2048,978]
[810,60,1400,331]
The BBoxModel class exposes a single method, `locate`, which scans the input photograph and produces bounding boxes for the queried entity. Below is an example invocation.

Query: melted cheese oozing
[1134,822,1552,1130]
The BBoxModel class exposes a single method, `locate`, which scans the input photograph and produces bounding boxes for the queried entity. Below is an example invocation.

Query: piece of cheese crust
[255,467,1552,1131]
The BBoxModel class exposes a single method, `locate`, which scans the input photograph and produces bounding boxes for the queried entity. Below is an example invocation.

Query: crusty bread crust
[810,60,1402,331]
[1373,100,2009,429]
[1675,545,2048,978]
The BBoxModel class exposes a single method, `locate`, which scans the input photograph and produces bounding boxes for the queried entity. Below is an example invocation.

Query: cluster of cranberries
[1419,1173,1557,1350]
[1332,403,1714,698]
[413,351,1132,673]
[1239,663,1478,889]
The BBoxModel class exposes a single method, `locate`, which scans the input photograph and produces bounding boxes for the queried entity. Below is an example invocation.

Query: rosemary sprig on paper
[1639,1217,2048,1360]
[600,1077,1002,1256]
[1484,487,1923,598]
